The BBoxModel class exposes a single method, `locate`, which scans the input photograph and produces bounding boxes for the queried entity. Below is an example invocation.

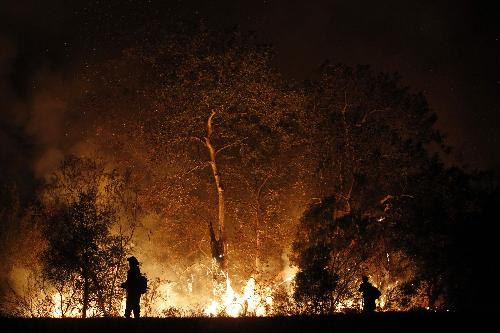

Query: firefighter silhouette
[359,275,381,313]
[121,256,146,318]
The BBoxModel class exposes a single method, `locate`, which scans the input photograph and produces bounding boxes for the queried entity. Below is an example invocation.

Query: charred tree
[209,221,225,270]
[204,111,227,270]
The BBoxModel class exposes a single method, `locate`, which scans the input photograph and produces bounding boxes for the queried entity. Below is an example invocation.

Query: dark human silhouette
[121,256,143,318]
[358,275,381,313]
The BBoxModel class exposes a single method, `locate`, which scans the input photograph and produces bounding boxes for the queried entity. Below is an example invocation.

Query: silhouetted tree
[293,198,339,313]
[293,64,445,312]
[387,165,500,310]
[39,155,130,317]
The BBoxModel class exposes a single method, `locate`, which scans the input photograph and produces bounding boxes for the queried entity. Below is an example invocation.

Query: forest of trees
[1,28,499,317]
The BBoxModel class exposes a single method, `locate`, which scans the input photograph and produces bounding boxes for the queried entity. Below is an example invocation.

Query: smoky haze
[1,0,499,193]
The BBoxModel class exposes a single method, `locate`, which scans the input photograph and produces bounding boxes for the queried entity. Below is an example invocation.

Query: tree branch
[355,108,389,127]
[189,136,206,145]
[184,162,210,176]
[215,137,248,156]
[207,111,217,138]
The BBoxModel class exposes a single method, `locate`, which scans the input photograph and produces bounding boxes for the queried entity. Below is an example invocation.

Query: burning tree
[38,155,133,317]
[147,31,307,274]
[80,30,308,281]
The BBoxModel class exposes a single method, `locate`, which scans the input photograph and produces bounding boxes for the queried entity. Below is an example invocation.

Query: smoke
[0,6,93,308]
[1,61,87,181]
[26,70,90,177]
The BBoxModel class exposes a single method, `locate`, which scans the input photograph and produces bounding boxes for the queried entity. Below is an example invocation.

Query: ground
[0,313,490,333]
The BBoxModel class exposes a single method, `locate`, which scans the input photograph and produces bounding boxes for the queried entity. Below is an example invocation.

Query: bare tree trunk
[205,111,227,270]
[82,275,89,318]
[107,261,123,315]
[426,277,440,309]
[59,292,65,318]
[336,93,355,217]
[254,174,271,273]
[90,273,108,316]
[209,221,225,270]
[255,200,261,272]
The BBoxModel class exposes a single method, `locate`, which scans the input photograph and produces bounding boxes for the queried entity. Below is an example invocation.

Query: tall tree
[150,31,306,272]
[292,64,444,312]
[81,30,308,278]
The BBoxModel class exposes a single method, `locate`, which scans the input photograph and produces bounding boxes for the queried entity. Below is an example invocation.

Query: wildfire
[51,293,64,318]
[203,274,273,317]
[44,262,405,318]
[51,292,82,318]
[47,268,282,318]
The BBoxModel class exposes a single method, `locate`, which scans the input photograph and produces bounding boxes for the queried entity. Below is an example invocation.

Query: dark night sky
[1,0,499,194]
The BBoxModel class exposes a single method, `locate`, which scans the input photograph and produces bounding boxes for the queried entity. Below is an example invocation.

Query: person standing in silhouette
[121,256,142,318]
[359,275,381,313]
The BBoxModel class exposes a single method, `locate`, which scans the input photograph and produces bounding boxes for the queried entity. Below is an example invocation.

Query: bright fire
[203,273,273,317]
[45,261,405,317]
[46,261,295,318]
